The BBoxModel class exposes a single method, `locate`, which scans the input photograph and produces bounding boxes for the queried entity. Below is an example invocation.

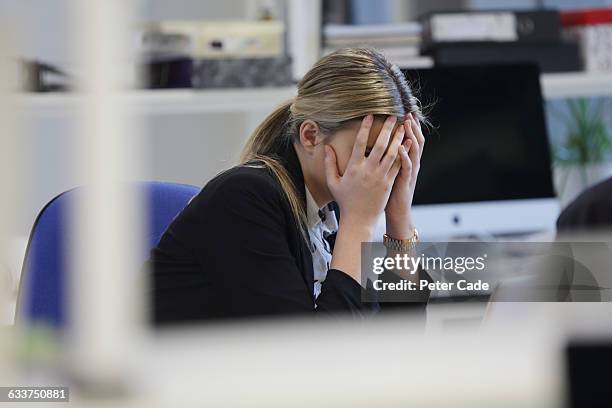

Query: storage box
[158,20,284,59]
[562,8,612,72]
[192,57,293,89]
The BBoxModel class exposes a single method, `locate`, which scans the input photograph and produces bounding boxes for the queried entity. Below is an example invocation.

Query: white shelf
[16,72,612,116]
[540,72,612,99]
[18,87,297,116]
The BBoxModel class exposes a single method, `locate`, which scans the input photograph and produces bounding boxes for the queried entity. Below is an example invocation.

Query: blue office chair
[16,181,200,328]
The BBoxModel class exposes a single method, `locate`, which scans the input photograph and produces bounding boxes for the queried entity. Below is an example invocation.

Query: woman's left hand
[385,112,425,239]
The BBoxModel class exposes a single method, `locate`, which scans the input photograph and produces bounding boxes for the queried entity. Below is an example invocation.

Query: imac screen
[403,64,556,205]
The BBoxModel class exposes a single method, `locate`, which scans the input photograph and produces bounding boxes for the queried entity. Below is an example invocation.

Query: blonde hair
[240,48,425,232]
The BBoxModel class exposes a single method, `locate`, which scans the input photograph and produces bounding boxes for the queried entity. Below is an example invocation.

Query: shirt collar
[305,187,338,231]
[305,187,322,229]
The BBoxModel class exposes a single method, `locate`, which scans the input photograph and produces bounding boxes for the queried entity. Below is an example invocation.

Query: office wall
[16,113,253,238]
[1,0,258,237]
[0,0,73,67]
[141,0,249,20]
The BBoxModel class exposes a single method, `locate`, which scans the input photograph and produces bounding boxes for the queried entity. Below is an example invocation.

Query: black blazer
[148,140,428,324]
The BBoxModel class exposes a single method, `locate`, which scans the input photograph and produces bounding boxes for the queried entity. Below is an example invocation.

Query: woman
[149,48,428,323]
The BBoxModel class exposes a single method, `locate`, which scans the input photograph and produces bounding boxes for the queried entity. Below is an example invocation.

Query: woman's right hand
[324,114,405,235]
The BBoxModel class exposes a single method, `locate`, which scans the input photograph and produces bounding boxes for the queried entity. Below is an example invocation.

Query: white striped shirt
[304,188,338,300]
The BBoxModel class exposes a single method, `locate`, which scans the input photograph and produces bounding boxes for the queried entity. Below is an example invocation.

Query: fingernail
[364,114,373,124]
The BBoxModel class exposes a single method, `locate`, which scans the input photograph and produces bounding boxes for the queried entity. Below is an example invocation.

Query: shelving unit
[18,86,297,116]
[17,71,612,116]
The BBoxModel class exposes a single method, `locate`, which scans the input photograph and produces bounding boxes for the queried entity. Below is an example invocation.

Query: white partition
[68,0,144,387]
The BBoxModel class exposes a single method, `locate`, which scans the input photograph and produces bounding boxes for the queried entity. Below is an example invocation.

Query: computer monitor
[402,63,559,238]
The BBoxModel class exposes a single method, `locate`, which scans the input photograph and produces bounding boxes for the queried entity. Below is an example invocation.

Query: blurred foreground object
[566,340,612,408]
[0,26,18,387]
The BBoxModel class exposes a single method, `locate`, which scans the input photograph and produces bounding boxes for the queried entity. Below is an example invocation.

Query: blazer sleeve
[374,268,431,312]
[328,202,430,309]
[325,229,430,313]
[190,171,376,319]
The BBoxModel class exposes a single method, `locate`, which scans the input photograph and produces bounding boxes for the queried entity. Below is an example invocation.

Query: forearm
[385,211,415,240]
[330,217,375,284]
[384,211,419,281]
[385,246,417,271]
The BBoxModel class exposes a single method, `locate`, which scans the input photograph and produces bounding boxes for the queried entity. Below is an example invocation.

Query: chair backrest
[16,181,200,327]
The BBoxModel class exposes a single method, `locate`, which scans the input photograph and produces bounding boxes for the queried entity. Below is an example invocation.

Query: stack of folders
[137,28,194,89]
[421,10,582,73]
[322,22,433,68]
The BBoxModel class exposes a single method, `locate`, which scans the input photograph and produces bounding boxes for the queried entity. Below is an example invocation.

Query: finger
[406,132,420,179]
[349,114,373,164]
[324,145,341,186]
[403,118,411,145]
[409,112,422,131]
[388,155,402,181]
[381,125,405,175]
[399,143,412,179]
[409,113,425,158]
[406,120,420,165]
[367,115,397,164]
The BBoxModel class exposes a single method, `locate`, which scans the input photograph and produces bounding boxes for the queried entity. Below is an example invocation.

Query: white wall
[141,0,250,20]
[16,111,257,238]
[0,0,73,67]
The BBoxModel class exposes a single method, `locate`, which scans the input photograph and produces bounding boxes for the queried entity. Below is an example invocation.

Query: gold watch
[383,228,419,252]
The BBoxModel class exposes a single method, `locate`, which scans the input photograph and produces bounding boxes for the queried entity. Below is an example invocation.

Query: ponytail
[240,99,293,161]
[240,100,308,232]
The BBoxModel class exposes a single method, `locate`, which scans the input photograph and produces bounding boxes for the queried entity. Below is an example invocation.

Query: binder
[422,10,562,45]
[423,41,582,73]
